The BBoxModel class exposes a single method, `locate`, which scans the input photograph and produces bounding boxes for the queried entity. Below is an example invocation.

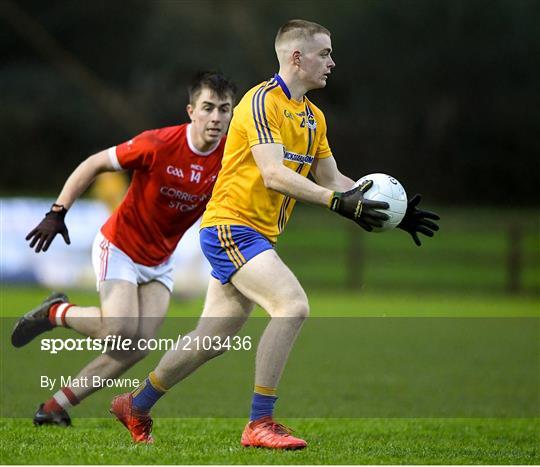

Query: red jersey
[101,123,224,266]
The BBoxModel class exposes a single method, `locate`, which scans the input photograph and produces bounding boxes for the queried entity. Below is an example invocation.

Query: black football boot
[33,403,72,427]
[11,292,68,347]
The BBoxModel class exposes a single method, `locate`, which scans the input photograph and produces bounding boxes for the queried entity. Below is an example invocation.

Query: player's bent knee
[273,299,310,319]
[294,300,310,319]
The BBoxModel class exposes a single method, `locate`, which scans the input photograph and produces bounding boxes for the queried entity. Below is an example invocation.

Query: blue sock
[250,392,278,421]
[132,372,166,413]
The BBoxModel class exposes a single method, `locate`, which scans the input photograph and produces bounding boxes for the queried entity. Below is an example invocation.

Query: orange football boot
[110,393,154,444]
[241,416,307,449]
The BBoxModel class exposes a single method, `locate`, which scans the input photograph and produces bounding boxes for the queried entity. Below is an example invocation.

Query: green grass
[1,418,538,464]
[1,286,538,318]
[1,280,539,464]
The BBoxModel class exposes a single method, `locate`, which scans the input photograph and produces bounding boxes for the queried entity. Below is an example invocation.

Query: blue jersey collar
[274,74,291,100]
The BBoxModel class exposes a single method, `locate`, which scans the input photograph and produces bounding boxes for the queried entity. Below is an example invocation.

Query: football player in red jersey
[12,71,236,427]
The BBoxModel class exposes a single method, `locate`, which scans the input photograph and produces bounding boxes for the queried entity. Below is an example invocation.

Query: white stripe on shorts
[99,238,110,281]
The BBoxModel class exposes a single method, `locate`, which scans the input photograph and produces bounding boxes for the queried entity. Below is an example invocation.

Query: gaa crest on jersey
[166,165,184,178]
[306,114,317,130]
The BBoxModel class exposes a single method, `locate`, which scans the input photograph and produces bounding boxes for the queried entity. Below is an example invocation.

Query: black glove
[329,180,390,231]
[398,194,440,246]
[26,204,71,253]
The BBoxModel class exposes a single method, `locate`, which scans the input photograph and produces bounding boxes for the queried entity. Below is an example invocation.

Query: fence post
[507,225,522,294]
[347,222,363,290]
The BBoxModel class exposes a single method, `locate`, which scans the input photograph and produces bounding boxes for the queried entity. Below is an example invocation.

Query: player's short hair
[275,19,331,47]
[188,71,237,105]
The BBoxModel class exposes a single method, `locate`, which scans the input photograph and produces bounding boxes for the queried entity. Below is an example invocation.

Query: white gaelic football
[354,173,408,231]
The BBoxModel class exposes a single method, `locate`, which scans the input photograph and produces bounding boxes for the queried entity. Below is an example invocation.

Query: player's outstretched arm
[251,144,388,231]
[26,150,115,253]
[397,194,440,246]
[252,143,334,206]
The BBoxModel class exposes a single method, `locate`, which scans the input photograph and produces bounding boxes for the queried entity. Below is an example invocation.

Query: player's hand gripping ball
[354,173,408,232]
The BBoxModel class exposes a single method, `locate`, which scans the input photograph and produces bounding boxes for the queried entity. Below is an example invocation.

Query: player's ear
[292,50,301,66]
[186,104,194,120]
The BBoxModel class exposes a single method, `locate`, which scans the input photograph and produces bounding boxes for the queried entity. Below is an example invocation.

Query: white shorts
[91,232,174,293]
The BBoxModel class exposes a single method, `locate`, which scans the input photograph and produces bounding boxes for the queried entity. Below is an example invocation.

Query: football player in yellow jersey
[200,70,334,241]
[113,19,440,448]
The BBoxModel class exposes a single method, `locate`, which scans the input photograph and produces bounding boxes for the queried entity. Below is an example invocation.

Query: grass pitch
[1,418,538,464]
[1,286,538,464]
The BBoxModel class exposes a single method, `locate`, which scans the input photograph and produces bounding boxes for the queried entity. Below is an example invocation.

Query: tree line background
[1,0,539,206]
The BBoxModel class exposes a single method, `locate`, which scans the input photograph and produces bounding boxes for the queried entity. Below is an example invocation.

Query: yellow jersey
[201,74,332,242]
